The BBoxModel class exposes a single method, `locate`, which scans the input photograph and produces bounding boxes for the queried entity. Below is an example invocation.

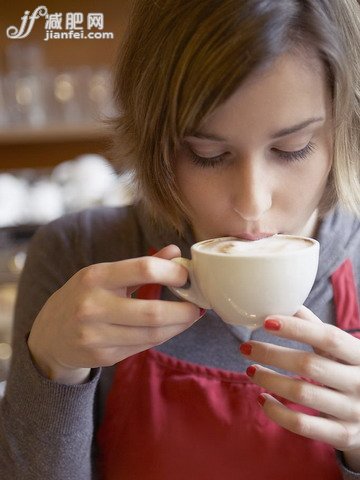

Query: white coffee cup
[170,234,319,329]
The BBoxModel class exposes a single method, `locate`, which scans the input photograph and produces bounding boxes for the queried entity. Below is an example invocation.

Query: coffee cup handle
[169,258,211,309]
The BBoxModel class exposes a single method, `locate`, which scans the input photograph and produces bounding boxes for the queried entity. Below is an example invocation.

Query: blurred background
[0,0,134,380]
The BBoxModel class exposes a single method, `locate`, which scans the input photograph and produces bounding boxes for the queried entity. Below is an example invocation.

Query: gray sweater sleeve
[0,219,101,480]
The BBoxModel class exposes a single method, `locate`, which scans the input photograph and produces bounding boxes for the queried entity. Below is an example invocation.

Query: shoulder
[327,208,360,288]
[318,208,360,261]
[29,204,147,269]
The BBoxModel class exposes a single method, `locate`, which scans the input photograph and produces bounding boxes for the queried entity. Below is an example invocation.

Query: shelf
[0,131,112,170]
[0,123,112,145]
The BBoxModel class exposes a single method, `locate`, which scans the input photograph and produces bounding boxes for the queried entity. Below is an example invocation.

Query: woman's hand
[240,306,360,471]
[28,245,201,385]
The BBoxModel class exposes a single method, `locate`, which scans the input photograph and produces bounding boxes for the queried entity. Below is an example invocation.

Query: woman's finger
[92,321,196,348]
[258,394,360,451]
[248,364,358,421]
[127,244,183,296]
[87,292,201,327]
[76,247,187,292]
[295,305,323,323]
[241,341,359,392]
[263,310,360,365]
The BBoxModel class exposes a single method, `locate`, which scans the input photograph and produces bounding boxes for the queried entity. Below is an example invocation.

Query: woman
[1,0,360,478]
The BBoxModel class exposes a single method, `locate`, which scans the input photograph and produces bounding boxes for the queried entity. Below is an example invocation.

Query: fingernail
[240,343,252,355]
[246,365,256,377]
[257,394,266,407]
[264,319,281,331]
[199,308,206,317]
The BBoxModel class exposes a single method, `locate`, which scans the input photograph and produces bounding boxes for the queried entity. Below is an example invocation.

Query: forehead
[198,51,330,141]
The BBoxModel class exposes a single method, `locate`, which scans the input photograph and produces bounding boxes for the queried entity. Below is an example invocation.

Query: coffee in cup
[170,234,319,329]
[197,235,313,255]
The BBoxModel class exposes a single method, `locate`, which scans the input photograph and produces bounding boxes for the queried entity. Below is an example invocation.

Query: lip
[228,232,276,241]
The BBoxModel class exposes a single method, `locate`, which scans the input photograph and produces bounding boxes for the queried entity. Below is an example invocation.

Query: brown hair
[111,0,360,233]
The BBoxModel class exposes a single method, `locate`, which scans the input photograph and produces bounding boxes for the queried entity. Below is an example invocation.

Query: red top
[97,258,359,479]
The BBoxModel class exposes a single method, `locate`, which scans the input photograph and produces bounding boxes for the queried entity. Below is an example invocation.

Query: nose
[231,159,272,221]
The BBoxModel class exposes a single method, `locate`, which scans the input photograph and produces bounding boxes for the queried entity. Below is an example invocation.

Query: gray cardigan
[1,204,360,479]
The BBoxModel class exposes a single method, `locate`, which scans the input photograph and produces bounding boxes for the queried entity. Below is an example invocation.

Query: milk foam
[198,235,312,255]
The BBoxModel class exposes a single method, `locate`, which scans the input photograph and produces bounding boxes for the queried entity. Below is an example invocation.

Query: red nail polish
[199,308,206,317]
[240,343,252,355]
[246,366,256,377]
[264,319,281,331]
[257,394,266,407]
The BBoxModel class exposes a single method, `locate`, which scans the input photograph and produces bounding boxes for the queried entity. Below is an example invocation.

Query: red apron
[97,258,360,479]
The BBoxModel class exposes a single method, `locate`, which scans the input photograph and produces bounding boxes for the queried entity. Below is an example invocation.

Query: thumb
[295,305,323,324]
[151,244,182,260]
[127,244,182,296]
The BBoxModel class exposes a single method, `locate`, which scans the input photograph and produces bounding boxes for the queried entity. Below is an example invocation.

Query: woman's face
[175,51,333,241]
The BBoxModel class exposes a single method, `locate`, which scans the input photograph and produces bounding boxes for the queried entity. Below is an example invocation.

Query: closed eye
[186,141,316,168]
[188,151,227,168]
[272,142,316,162]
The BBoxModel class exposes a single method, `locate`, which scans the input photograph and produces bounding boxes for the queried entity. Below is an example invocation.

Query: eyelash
[274,142,316,162]
[188,142,316,168]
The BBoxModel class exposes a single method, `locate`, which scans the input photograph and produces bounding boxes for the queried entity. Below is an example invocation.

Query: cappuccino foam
[198,235,312,256]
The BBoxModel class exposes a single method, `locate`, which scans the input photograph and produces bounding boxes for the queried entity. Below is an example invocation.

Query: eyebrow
[187,117,325,142]
[269,117,325,139]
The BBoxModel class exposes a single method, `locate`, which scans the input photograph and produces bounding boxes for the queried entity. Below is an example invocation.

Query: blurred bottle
[0,76,9,127]
[4,43,48,127]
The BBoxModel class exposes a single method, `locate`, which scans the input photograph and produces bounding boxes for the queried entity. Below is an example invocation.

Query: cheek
[174,157,195,202]
[310,150,332,192]
[177,175,217,216]
[296,145,332,188]
[175,156,214,207]
[288,152,332,213]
